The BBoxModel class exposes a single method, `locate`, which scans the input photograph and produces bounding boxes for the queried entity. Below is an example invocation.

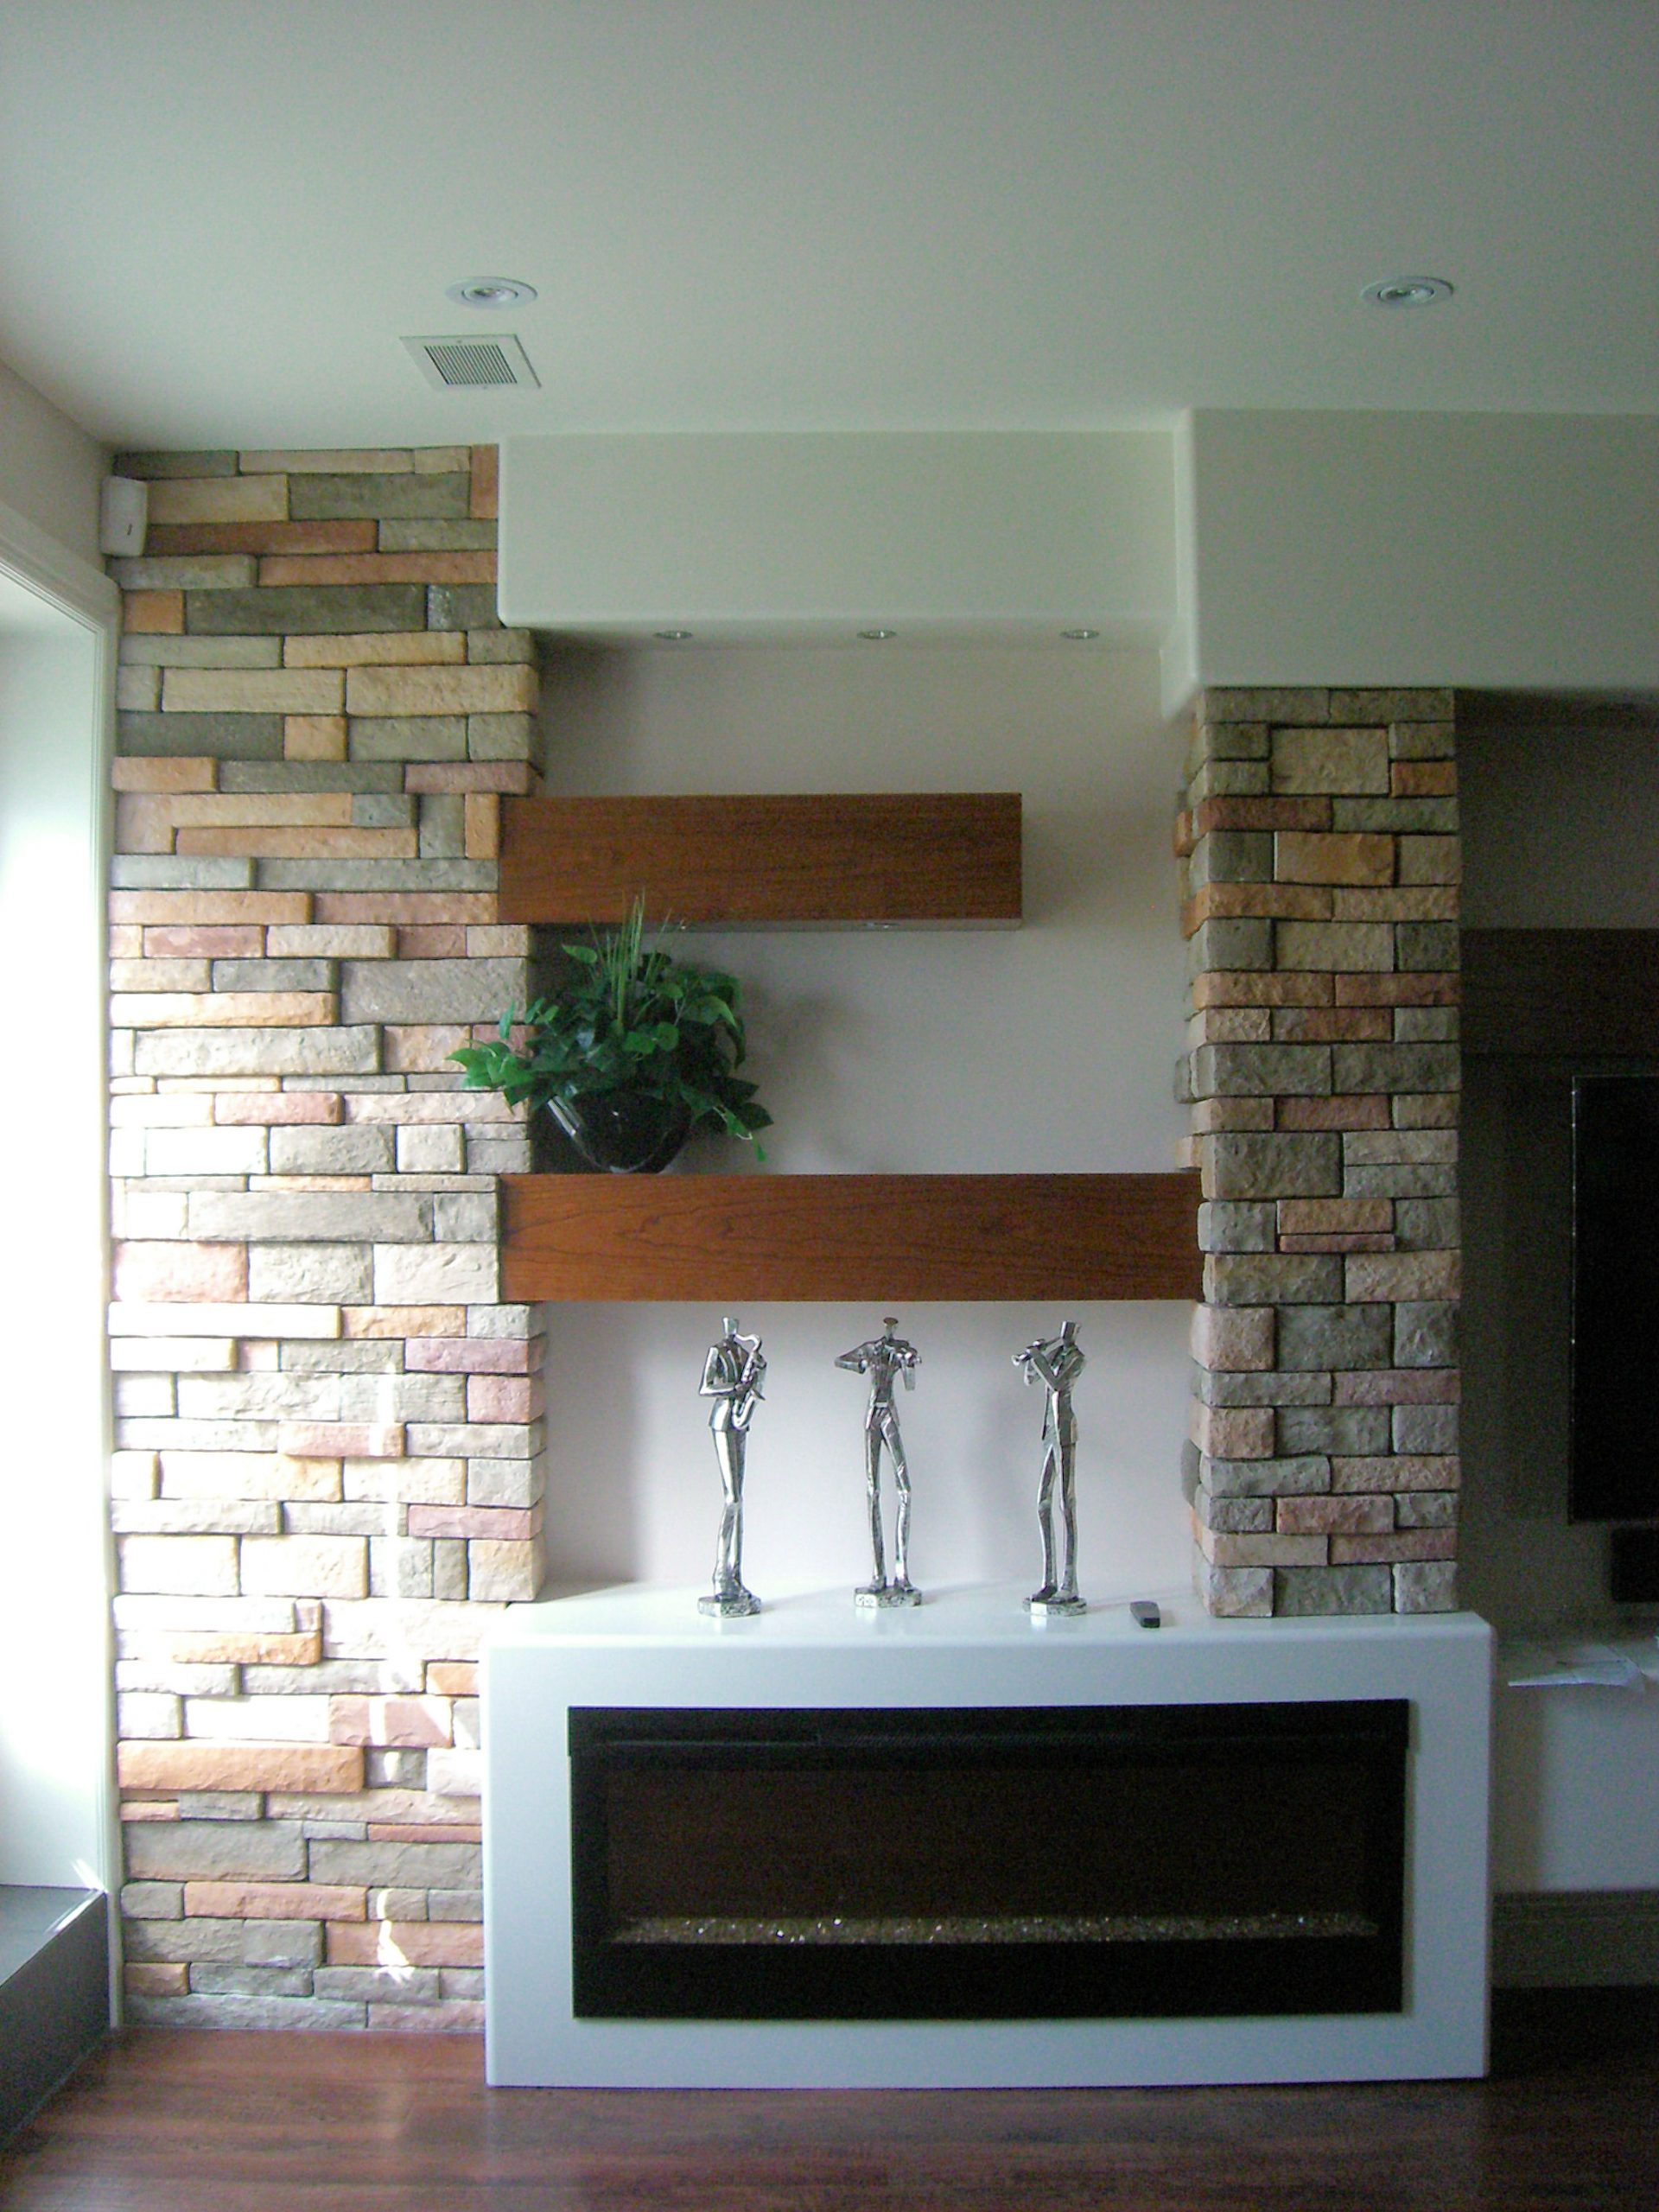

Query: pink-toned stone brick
[259,551,496,588]
[465,1373,543,1424]
[118,1741,364,1794]
[426,1662,479,1696]
[395,926,467,959]
[405,1338,537,1374]
[123,590,184,633]
[315,893,496,927]
[214,1091,342,1125]
[1277,1096,1392,1130]
[1275,1495,1394,1535]
[404,762,534,794]
[1331,1454,1459,1493]
[367,1999,485,2033]
[341,1306,467,1340]
[277,1421,405,1460]
[408,1504,538,1541]
[184,1878,365,1919]
[1331,1530,1458,1564]
[174,827,416,861]
[111,892,313,927]
[326,1920,481,1967]
[143,925,264,957]
[329,1695,453,1748]
[112,758,219,793]
[112,1241,248,1303]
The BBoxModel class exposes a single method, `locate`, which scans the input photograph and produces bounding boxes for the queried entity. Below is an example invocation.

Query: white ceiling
[1,1,1655,452]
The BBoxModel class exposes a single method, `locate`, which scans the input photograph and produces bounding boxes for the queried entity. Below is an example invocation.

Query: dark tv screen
[1570,1075,1659,1522]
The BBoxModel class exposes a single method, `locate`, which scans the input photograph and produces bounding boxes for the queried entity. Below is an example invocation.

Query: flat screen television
[1570,1073,1659,1522]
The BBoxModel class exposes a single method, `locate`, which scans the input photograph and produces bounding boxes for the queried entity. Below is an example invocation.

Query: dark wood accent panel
[501,1172,1201,1302]
[499,793,1021,927]
[1463,929,1659,1057]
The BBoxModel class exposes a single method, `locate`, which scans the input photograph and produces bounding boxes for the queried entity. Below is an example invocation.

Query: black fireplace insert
[569,1700,1408,2021]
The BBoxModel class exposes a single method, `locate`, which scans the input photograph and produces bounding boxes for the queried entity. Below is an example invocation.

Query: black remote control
[1129,1599,1161,1630]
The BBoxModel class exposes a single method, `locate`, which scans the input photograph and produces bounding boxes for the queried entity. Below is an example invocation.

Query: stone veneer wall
[1176,688,1461,1618]
[106,444,545,2028]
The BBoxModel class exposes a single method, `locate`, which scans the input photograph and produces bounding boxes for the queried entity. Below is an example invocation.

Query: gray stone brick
[1277,1303,1395,1371]
[218,760,406,794]
[1186,830,1274,889]
[312,1965,443,2002]
[1395,1198,1460,1250]
[1394,1561,1458,1612]
[112,855,254,890]
[1385,717,1457,759]
[418,793,466,855]
[243,1921,324,1968]
[1331,798,1459,834]
[281,1343,404,1375]
[466,627,536,663]
[1394,1007,1459,1042]
[124,1918,246,1965]
[340,959,525,1027]
[1196,1561,1274,1617]
[1329,690,1453,725]
[1394,1403,1459,1454]
[118,712,283,760]
[1332,1044,1460,1095]
[121,1882,183,1919]
[189,586,428,634]
[467,713,537,762]
[1186,918,1274,975]
[428,585,499,630]
[339,1374,464,1422]
[406,1421,539,1460]
[248,1243,374,1305]
[1204,689,1331,725]
[1344,1165,1459,1198]
[289,472,470,520]
[1196,1370,1333,1408]
[1202,1453,1330,1498]
[1396,923,1459,972]
[1396,1491,1459,1529]
[440,1969,485,2002]
[114,450,239,479]
[119,637,283,669]
[268,1125,397,1176]
[1194,720,1273,764]
[1206,1131,1342,1200]
[126,1820,306,1881]
[134,1027,380,1077]
[1194,1493,1275,1534]
[307,1840,480,1887]
[188,1191,430,1243]
[176,1793,265,1821]
[191,1964,315,1999]
[1198,1202,1276,1254]
[1277,1406,1392,1456]
[1395,1301,1459,1367]
[353,794,420,830]
[111,556,257,591]
[432,1192,497,1243]
[1193,1044,1332,1096]
[259,859,496,891]
[127,1993,366,2030]
[466,1457,546,1508]
[428,1889,484,1923]
[370,1536,435,1597]
[349,715,468,762]
[465,1135,533,1174]
[365,1750,428,1789]
[379,519,498,551]
[211,960,335,993]
[434,1540,469,1599]
[1274,1566,1393,1616]
[1208,1254,1344,1306]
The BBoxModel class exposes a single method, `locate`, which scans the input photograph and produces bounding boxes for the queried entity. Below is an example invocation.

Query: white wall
[535,642,1194,1602]
[0,545,118,1894]
[0,354,106,572]
[500,434,1176,645]
[1174,410,1659,696]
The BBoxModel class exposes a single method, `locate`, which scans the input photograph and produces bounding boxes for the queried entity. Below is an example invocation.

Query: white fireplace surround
[483,1586,1492,2088]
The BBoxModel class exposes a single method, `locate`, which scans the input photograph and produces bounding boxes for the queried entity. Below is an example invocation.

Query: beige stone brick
[243,448,411,474]
[118,664,162,712]
[260,551,493,587]
[241,1535,370,1599]
[183,1877,365,1919]
[126,1962,189,1998]
[122,591,185,633]
[1345,1250,1461,1302]
[285,631,466,667]
[213,1090,343,1125]
[111,990,338,1027]
[112,1243,248,1305]
[168,1628,322,1667]
[175,828,417,860]
[111,892,313,927]
[1330,1453,1459,1493]
[277,1421,405,1461]
[110,1304,342,1340]
[1275,921,1395,972]
[164,791,353,829]
[466,1538,543,1602]
[161,668,342,715]
[267,924,396,959]
[1397,836,1461,886]
[1275,1494,1395,1535]
[372,1244,498,1306]
[470,445,499,520]
[284,715,348,761]
[1270,727,1390,795]
[342,1306,467,1340]
[147,475,289,525]
[1332,887,1459,924]
[112,758,219,793]
[160,1452,339,1503]
[345,664,535,718]
[1193,1522,1328,1568]
[118,1536,240,1596]
[463,792,499,860]
[111,958,212,993]
[1274,832,1394,886]
[110,1338,238,1374]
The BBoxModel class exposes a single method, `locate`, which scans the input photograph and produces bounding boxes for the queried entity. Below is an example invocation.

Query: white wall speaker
[98,476,149,557]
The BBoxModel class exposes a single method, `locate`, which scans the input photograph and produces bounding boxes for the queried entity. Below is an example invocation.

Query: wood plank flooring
[3,1993,1657,2211]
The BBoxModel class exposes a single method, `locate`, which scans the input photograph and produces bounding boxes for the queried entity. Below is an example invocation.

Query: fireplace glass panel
[569,1704,1408,2021]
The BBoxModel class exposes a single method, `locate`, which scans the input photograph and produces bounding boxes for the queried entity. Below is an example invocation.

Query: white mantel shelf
[483,1586,1493,2089]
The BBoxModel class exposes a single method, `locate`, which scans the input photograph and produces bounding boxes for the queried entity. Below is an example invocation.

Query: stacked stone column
[1176,689,1460,1618]
[106,445,545,2027]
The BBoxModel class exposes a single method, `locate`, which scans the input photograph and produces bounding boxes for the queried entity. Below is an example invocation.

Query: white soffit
[497,432,1174,640]
[0,3,1656,449]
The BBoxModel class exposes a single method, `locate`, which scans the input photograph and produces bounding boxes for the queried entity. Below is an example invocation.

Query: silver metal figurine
[1014,1319,1087,1616]
[697,1316,766,1617]
[836,1315,922,1607]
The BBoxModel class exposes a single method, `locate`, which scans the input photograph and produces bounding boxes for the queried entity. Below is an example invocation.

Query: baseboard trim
[1493,1889,1659,1988]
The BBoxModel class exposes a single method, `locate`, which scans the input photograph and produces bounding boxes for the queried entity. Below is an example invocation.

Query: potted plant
[450,898,772,1172]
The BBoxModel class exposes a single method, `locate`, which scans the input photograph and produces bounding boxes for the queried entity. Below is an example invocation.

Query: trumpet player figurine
[1014,1319,1087,1617]
[697,1316,766,1618]
[836,1315,923,1606]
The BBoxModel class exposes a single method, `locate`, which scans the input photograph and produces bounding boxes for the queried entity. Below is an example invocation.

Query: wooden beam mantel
[500,1172,1201,1303]
[499,792,1021,927]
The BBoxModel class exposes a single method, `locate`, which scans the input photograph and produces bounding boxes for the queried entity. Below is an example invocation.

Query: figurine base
[1027,1593,1088,1619]
[698,1589,761,1618]
[853,1582,924,1610]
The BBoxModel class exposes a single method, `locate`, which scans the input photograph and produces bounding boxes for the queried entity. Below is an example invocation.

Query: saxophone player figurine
[697,1316,766,1618]
[836,1315,922,1606]
[1014,1319,1087,1617]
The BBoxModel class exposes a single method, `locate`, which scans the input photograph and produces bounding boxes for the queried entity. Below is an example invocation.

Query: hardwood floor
[3,1993,1656,2211]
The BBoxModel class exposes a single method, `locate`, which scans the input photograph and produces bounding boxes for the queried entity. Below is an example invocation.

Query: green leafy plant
[450,898,771,1166]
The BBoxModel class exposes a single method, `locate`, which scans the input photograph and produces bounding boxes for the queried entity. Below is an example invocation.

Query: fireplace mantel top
[491,1580,1491,1658]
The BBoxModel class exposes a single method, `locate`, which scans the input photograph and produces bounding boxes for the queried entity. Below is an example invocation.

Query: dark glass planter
[548,1090,692,1173]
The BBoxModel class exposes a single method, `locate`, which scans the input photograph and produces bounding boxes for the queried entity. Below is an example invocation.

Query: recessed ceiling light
[1362,276,1454,310]
[654,629,694,641]
[858,627,897,640]
[1060,627,1100,641]
[446,276,538,311]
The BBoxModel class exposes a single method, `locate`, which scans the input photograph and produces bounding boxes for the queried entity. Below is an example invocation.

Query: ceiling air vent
[402,334,539,391]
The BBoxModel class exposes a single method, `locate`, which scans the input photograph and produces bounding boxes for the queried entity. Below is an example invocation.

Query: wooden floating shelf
[499,792,1021,927]
[1463,928,1659,1058]
[501,1172,1201,1304]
